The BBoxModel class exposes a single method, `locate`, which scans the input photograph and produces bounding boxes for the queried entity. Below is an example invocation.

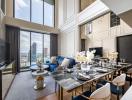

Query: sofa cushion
[67,58,76,68]
[50,56,57,64]
[49,64,58,72]
[57,56,64,65]
[61,58,70,67]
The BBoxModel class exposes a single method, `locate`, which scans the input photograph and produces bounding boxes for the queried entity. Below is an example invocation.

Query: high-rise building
[31,42,37,62]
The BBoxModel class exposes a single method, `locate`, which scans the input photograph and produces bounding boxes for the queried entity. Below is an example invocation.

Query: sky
[15,0,54,27]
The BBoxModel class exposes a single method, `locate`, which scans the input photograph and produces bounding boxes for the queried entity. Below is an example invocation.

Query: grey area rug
[5,71,56,100]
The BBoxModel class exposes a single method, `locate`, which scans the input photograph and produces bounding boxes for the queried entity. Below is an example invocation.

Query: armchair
[96,74,126,100]
[73,83,111,100]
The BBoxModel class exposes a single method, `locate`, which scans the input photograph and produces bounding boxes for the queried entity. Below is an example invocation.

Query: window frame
[14,0,31,22]
[19,29,51,70]
[13,0,55,27]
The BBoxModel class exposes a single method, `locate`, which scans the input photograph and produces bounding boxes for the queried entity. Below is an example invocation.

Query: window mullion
[43,34,44,63]
[43,0,44,25]
[30,32,31,66]
[30,0,32,22]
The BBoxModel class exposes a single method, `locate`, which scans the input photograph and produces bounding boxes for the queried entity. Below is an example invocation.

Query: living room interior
[1,0,132,100]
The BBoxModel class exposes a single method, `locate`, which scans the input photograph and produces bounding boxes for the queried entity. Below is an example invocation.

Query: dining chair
[73,83,111,100]
[126,68,132,86]
[96,74,126,100]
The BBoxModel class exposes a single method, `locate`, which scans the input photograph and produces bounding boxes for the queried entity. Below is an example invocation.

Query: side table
[32,70,48,90]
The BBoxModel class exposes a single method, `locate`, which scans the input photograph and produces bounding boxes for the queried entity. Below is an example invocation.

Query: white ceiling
[101,0,132,15]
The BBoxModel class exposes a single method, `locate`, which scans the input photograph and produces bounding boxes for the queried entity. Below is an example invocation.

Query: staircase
[101,0,132,27]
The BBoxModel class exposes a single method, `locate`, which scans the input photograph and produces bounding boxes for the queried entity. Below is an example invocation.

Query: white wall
[58,0,132,57]
[58,0,109,57]
[86,13,132,57]
[58,0,80,57]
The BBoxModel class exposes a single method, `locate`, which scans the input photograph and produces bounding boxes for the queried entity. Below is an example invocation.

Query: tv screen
[117,35,132,63]
[89,47,103,57]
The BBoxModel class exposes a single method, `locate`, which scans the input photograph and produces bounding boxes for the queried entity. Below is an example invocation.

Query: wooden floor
[38,91,71,100]
[5,72,56,100]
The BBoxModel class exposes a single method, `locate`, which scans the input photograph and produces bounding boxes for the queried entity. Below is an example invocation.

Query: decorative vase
[81,63,91,72]
[36,76,44,89]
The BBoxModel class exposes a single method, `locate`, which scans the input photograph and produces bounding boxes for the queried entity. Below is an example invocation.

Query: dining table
[51,63,132,100]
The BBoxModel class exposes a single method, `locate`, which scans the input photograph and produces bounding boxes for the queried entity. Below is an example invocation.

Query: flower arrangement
[107,52,118,61]
[36,58,43,67]
[76,50,96,63]
[36,57,43,71]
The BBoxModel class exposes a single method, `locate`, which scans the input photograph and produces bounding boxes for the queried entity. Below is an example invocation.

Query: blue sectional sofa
[46,56,76,72]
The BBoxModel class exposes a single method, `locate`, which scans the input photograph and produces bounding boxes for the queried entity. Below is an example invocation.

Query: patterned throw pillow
[61,58,70,67]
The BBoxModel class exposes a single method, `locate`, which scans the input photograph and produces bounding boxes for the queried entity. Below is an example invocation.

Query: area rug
[5,71,56,100]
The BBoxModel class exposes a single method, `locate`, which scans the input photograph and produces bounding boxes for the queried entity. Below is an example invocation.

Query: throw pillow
[61,58,70,67]
[51,56,57,64]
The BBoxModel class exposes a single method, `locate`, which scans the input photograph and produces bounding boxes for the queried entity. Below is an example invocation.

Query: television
[89,47,103,57]
[117,35,132,63]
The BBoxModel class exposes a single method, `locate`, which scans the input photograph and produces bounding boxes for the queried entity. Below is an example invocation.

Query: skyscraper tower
[31,42,37,62]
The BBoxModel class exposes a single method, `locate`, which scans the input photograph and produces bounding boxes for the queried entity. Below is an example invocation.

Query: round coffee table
[32,70,48,90]
[30,64,49,71]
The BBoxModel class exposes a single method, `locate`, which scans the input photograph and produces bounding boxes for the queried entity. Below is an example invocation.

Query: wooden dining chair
[73,83,111,100]
[96,74,126,100]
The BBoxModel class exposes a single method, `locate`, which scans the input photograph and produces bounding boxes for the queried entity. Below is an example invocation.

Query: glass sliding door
[31,32,43,65]
[20,31,30,69]
[20,30,51,70]
[44,34,50,63]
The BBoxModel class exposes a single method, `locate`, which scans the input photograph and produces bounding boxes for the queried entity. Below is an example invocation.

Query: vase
[81,64,91,72]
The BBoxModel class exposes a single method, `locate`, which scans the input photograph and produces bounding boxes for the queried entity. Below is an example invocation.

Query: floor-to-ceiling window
[20,30,50,70]
[31,32,43,65]
[20,31,30,69]
[14,0,55,27]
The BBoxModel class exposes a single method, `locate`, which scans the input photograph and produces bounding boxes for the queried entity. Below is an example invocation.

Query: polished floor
[5,72,55,100]
[2,74,15,99]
